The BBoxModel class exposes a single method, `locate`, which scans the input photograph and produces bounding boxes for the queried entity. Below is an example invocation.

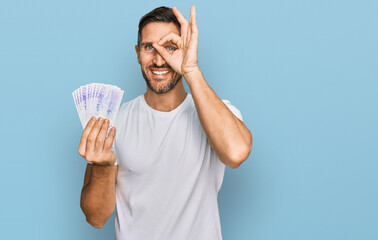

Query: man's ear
[135,45,141,64]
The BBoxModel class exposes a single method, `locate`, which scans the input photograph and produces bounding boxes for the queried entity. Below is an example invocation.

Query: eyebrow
[140,42,153,47]
[140,41,176,47]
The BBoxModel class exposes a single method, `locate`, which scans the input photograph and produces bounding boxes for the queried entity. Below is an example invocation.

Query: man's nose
[152,50,166,66]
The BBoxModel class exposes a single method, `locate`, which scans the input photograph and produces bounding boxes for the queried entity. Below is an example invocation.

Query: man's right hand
[78,116,117,166]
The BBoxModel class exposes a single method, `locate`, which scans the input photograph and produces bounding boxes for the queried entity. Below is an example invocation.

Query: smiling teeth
[152,70,169,75]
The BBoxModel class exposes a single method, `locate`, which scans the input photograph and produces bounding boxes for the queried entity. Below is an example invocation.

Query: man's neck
[144,82,188,112]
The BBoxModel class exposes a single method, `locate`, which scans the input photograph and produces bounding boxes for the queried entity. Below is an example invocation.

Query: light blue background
[0,0,377,239]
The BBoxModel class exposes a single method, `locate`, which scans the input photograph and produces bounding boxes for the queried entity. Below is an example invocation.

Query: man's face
[136,22,182,94]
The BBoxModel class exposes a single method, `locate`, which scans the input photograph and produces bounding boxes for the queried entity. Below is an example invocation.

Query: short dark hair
[137,6,180,48]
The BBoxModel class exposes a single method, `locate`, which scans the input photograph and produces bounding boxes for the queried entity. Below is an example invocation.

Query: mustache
[148,64,172,69]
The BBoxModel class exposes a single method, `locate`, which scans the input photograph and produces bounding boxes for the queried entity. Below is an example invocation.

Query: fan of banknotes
[72,83,124,129]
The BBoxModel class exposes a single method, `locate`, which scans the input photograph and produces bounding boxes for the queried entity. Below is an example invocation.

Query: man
[79,6,252,240]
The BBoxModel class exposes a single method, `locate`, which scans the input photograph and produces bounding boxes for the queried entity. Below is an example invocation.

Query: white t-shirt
[113,93,243,240]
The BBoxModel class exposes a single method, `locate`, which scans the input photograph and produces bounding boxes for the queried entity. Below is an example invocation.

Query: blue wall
[1,0,377,239]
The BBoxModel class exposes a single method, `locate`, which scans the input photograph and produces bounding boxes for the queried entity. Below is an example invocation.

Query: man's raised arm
[153,6,253,168]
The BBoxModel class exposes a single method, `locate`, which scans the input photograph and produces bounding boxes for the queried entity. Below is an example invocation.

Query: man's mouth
[152,70,169,75]
[149,67,171,79]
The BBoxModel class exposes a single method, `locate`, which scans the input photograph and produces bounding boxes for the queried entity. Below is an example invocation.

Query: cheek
[140,57,152,69]
[139,61,149,71]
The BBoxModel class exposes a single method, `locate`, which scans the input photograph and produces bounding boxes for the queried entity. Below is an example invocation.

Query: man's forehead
[141,22,180,42]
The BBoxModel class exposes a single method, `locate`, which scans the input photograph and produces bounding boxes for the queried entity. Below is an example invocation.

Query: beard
[141,64,182,94]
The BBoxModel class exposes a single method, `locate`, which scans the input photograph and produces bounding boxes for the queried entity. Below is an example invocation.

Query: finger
[186,16,191,49]
[190,6,197,34]
[190,5,196,19]
[185,6,196,48]
[78,116,96,156]
[189,6,198,49]
[158,32,182,47]
[95,118,110,152]
[172,6,188,24]
[104,127,116,152]
[172,6,188,40]
[86,117,104,152]
[152,43,172,63]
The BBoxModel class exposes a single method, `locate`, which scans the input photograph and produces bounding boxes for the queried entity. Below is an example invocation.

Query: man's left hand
[152,6,199,78]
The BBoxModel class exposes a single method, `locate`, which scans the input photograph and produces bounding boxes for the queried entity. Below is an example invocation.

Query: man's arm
[80,164,118,228]
[185,70,252,169]
[78,117,118,228]
[153,6,252,168]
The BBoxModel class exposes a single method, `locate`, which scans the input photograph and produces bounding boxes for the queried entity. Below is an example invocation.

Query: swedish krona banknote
[72,83,124,129]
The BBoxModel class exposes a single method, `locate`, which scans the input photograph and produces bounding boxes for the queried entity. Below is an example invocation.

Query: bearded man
[78,6,252,240]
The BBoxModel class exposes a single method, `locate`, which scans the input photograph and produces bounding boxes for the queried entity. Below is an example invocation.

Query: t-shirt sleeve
[222,99,243,122]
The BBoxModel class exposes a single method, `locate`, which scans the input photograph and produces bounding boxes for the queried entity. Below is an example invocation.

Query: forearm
[80,164,116,228]
[185,69,252,167]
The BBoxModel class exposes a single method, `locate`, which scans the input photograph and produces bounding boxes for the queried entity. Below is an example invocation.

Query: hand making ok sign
[152,6,199,78]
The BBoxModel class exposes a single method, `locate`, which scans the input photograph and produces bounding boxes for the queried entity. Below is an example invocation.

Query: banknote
[72,83,124,129]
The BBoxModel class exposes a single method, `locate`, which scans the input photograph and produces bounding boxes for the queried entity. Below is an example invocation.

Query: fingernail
[90,117,95,122]
[98,117,103,122]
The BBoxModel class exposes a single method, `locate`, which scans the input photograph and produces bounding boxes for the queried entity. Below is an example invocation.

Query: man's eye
[145,45,154,50]
[166,46,177,51]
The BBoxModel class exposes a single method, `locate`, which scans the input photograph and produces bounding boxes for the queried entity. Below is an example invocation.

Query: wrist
[183,67,202,82]
[92,159,116,166]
